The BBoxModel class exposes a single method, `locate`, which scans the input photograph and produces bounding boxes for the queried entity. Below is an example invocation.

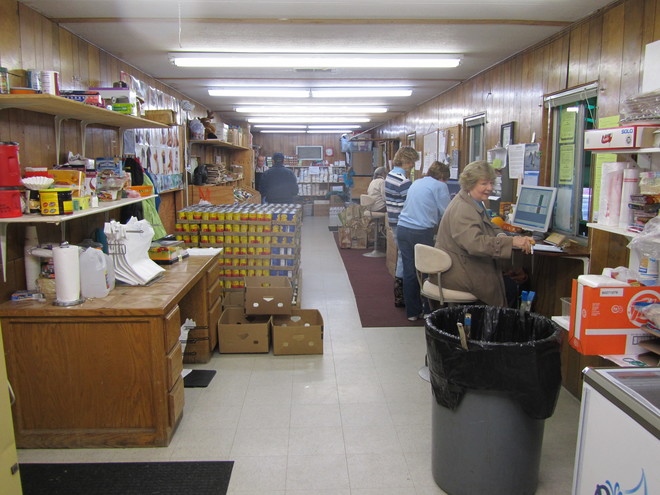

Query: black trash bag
[425,305,562,420]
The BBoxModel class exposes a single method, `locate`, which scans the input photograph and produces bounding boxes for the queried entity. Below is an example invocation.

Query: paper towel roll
[53,244,81,303]
[597,162,625,226]
[618,167,640,229]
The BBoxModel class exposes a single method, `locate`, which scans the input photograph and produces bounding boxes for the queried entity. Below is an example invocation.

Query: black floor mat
[20,461,233,495]
[183,369,217,387]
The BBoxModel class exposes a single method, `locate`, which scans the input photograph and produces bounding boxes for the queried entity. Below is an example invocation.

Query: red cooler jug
[0,142,22,187]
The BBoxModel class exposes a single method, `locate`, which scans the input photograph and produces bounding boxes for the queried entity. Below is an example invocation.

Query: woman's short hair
[392,146,419,168]
[426,161,450,181]
[373,166,386,179]
[459,160,496,191]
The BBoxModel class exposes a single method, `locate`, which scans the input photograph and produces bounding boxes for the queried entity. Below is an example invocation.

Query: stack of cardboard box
[218,275,324,355]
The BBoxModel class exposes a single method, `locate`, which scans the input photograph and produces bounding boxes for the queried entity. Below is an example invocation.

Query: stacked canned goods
[175,203,302,289]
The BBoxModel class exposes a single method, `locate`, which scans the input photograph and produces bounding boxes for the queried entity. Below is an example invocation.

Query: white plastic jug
[79,247,112,298]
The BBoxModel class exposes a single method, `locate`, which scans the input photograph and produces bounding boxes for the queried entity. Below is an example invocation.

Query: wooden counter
[0,254,221,448]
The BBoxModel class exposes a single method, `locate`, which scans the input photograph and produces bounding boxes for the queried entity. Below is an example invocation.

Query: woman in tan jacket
[435,161,534,306]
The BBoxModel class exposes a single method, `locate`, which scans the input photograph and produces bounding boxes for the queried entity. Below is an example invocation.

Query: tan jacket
[435,189,513,306]
[366,177,386,212]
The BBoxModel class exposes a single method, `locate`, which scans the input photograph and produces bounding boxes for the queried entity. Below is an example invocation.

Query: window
[465,114,486,163]
[545,84,598,238]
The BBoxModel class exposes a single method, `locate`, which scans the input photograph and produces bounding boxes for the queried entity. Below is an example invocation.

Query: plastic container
[39,188,73,215]
[425,305,562,495]
[0,141,23,187]
[561,296,571,316]
[0,67,9,94]
[79,247,113,298]
[0,190,23,218]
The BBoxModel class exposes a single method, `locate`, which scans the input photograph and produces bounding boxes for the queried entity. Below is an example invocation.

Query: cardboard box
[218,308,270,353]
[272,309,324,355]
[144,109,177,125]
[584,125,660,150]
[569,279,660,355]
[244,276,293,315]
[313,200,330,216]
[222,289,245,309]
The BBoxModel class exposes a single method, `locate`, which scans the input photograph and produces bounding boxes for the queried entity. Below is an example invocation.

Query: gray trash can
[425,305,562,495]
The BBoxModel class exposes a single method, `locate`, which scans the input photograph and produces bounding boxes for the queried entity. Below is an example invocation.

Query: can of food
[200,235,209,244]
[39,188,73,215]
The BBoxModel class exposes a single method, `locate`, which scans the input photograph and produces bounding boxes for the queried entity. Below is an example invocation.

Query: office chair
[360,194,386,258]
[414,244,478,309]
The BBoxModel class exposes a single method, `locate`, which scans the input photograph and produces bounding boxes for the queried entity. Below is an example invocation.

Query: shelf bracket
[118,127,127,157]
[80,120,92,158]
[54,116,66,165]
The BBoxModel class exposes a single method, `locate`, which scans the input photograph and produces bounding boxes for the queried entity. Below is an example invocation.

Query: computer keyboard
[532,244,563,253]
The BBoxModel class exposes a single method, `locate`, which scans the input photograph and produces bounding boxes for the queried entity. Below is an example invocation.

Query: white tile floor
[18,216,582,494]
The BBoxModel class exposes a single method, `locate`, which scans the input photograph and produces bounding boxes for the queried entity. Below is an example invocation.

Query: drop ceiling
[21,0,616,133]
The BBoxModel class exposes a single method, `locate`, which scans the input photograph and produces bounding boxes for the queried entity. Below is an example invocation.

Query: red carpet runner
[333,233,423,328]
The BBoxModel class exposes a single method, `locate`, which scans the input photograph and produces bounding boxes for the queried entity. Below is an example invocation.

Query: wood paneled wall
[376,0,658,164]
[253,133,347,164]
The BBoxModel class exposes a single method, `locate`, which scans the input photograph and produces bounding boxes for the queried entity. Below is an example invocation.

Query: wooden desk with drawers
[0,254,221,448]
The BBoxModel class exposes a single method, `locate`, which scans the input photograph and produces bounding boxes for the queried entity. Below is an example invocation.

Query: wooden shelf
[189,139,250,151]
[0,94,169,129]
[0,195,156,225]
[587,147,660,154]
[587,222,638,239]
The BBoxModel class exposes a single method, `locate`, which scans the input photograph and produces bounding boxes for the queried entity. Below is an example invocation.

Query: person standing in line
[366,166,387,212]
[259,152,299,204]
[396,161,451,321]
[385,146,418,307]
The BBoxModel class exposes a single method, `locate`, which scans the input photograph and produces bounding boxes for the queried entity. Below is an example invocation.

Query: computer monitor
[510,185,558,233]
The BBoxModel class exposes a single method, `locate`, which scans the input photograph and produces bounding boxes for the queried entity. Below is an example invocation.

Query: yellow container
[39,188,73,215]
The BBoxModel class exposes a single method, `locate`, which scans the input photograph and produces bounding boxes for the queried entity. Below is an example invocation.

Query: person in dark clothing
[259,152,299,204]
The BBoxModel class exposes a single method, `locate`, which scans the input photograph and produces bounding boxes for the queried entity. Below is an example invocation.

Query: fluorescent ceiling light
[209,88,310,97]
[312,88,412,98]
[236,106,387,114]
[171,52,461,69]
[307,124,361,130]
[259,130,307,133]
[253,124,307,129]
[247,116,371,124]
[307,129,354,134]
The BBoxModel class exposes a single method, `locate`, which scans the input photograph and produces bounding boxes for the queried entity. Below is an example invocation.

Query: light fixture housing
[209,88,310,98]
[311,88,412,98]
[235,105,387,114]
[247,116,371,124]
[171,52,461,69]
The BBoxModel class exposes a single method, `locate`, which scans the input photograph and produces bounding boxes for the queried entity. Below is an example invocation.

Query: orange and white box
[569,276,659,355]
